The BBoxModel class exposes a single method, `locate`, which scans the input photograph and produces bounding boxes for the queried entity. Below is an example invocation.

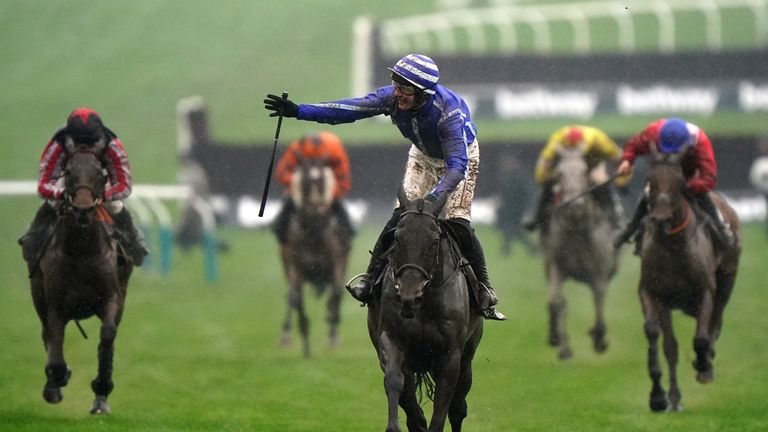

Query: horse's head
[646,143,689,231]
[63,151,106,226]
[553,146,591,219]
[388,187,448,319]
[290,157,336,215]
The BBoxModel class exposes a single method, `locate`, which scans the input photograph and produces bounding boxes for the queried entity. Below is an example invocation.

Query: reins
[665,200,692,235]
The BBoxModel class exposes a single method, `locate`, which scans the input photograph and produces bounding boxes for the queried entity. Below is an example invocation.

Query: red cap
[565,127,584,146]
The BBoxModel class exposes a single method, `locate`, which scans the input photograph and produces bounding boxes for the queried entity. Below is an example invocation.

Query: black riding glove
[264,94,298,118]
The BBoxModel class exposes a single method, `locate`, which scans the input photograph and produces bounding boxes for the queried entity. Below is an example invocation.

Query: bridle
[390,209,442,288]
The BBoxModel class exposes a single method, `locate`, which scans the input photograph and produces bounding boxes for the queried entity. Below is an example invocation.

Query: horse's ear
[648,141,663,161]
[432,192,449,216]
[397,186,409,208]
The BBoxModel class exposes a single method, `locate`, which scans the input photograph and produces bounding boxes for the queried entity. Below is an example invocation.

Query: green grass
[1,196,767,431]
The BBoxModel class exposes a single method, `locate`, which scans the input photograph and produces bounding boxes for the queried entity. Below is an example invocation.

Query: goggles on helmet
[392,81,418,96]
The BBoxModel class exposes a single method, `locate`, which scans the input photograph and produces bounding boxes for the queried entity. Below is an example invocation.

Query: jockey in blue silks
[264,54,505,320]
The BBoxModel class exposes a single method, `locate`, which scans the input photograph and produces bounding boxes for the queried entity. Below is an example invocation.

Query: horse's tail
[414,371,435,403]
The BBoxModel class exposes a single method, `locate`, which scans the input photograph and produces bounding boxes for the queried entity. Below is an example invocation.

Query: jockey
[264,53,506,320]
[612,117,735,252]
[272,131,355,242]
[18,108,148,268]
[524,125,629,232]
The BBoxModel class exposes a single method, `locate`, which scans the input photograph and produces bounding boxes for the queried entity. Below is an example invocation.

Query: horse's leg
[280,279,298,348]
[640,289,667,412]
[710,268,736,349]
[42,310,70,404]
[658,307,682,412]
[279,246,297,347]
[380,331,405,432]
[90,294,123,414]
[547,267,571,359]
[295,282,311,358]
[693,288,716,384]
[327,261,344,347]
[428,351,461,432]
[399,373,427,432]
[448,357,474,432]
[589,280,609,353]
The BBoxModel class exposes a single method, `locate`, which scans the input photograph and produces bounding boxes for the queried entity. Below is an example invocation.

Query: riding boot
[272,198,295,245]
[18,201,58,270]
[112,208,148,266]
[447,218,507,321]
[523,185,553,232]
[695,193,735,250]
[331,199,356,238]
[613,196,648,249]
[592,185,623,230]
[345,208,402,304]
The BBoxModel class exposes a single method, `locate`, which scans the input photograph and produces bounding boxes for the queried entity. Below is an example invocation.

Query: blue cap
[659,118,690,153]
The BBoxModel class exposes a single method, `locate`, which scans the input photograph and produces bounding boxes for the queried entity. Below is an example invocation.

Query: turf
[1,196,767,431]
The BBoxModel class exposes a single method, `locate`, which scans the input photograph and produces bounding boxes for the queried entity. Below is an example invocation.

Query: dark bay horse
[540,147,619,359]
[279,157,351,357]
[638,145,741,412]
[367,188,483,432]
[30,151,133,414]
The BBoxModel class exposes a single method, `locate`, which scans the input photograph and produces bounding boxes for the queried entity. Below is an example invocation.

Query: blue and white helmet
[388,54,440,95]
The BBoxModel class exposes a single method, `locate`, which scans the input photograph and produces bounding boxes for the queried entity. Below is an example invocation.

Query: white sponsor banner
[739,81,768,112]
[494,87,598,119]
[616,84,719,115]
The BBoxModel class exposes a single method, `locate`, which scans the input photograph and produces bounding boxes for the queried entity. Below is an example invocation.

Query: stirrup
[345,273,372,305]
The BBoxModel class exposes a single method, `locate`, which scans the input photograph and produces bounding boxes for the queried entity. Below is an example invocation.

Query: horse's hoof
[669,402,683,412]
[696,369,714,384]
[649,397,668,412]
[548,333,560,347]
[90,396,111,414]
[558,347,573,360]
[593,339,609,353]
[279,333,292,348]
[43,386,63,404]
[329,334,340,348]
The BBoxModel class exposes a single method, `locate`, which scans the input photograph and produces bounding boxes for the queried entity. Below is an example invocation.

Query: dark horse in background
[367,188,483,432]
[279,157,352,357]
[28,151,133,414]
[539,146,619,360]
[638,144,740,412]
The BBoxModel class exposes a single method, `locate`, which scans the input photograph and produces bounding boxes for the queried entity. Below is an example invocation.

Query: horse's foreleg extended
[294,282,310,358]
[42,310,70,404]
[589,281,609,354]
[428,351,461,432]
[280,281,298,348]
[90,296,123,414]
[693,288,716,384]
[659,308,681,412]
[327,283,342,348]
[548,268,571,359]
[379,332,405,432]
[640,289,667,412]
[448,358,475,432]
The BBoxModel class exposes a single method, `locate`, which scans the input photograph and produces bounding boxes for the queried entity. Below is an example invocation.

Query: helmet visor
[392,80,417,96]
